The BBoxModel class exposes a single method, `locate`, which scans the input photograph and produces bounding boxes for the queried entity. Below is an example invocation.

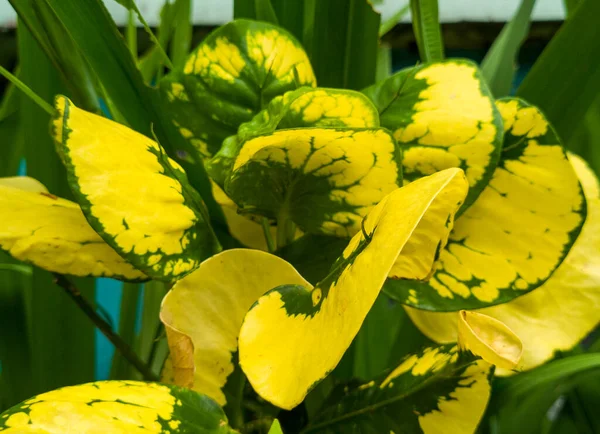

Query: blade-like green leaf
[517,0,600,144]
[18,23,96,394]
[0,79,24,176]
[409,0,444,62]
[8,0,100,113]
[303,0,381,89]
[109,283,141,379]
[481,0,536,97]
[170,0,192,69]
[379,3,410,38]
[42,0,225,227]
[139,0,178,83]
[255,0,279,25]
[0,381,236,433]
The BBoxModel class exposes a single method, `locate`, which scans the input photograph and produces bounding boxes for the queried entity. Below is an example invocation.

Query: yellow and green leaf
[207,87,380,185]
[52,96,220,281]
[406,153,600,371]
[160,249,310,406]
[363,59,503,210]
[0,380,235,433]
[303,311,522,433]
[238,168,469,409]
[0,179,146,281]
[159,19,316,161]
[385,98,586,310]
[225,127,402,237]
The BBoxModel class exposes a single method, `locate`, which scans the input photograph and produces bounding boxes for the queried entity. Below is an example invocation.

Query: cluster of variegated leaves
[1,18,599,433]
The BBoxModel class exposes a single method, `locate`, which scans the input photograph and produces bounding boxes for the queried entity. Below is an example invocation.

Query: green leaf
[379,3,410,38]
[42,0,224,226]
[303,0,381,90]
[517,0,600,144]
[0,80,24,177]
[0,380,236,433]
[170,0,192,69]
[139,0,178,83]
[481,0,536,97]
[409,0,444,62]
[8,0,101,113]
[270,0,305,42]
[0,253,33,412]
[268,419,284,434]
[110,283,142,379]
[208,86,381,186]
[17,23,97,396]
[363,59,503,211]
[385,98,586,311]
[113,0,173,69]
[307,346,492,433]
[160,19,316,162]
[255,0,279,25]
[224,128,401,238]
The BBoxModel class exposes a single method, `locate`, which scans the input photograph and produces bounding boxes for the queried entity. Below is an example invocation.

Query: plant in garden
[0,0,600,433]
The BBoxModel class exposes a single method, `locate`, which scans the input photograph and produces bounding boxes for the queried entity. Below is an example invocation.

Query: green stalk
[53,274,158,381]
[261,218,276,253]
[0,65,55,116]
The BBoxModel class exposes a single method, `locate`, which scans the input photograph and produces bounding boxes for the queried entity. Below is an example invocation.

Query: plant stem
[52,273,159,381]
[276,207,296,250]
[261,218,276,253]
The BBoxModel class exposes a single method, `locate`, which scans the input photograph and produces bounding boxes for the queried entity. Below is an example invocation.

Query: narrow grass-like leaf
[0,80,24,176]
[410,0,444,62]
[18,23,96,394]
[255,0,279,25]
[481,0,536,97]
[170,0,192,69]
[8,0,101,113]
[303,0,381,89]
[517,0,600,144]
[139,0,178,83]
[379,2,410,37]
[110,283,141,380]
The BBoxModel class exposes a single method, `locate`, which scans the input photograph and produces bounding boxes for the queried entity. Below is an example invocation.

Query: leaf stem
[0,65,55,116]
[52,273,159,381]
[261,218,276,253]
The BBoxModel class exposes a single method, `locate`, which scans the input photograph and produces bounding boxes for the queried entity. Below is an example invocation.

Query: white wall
[0,0,566,28]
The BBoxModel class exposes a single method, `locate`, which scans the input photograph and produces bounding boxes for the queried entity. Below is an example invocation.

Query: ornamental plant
[1,0,599,433]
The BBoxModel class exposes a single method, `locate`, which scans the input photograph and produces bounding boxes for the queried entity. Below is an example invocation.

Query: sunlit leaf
[239,168,468,409]
[406,153,600,371]
[385,98,586,310]
[52,96,220,280]
[160,249,310,405]
[363,59,503,211]
[160,19,316,161]
[0,180,146,281]
[0,380,235,433]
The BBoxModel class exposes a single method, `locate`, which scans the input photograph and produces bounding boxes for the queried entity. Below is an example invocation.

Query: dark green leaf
[481,0,536,97]
[409,0,444,62]
[255,0,279,25]
[517,0,600,144]
[170,0,192,69]
[109,283,141,380]
[303,0,381,89]
[18,23,96,395]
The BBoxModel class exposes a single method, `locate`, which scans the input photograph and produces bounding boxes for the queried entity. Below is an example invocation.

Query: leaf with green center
[225,127,402,237]
[363,59,503,211]
[238,168,469,409]
[303,311,522,433]
[208,86,380,186]
[159,19,316,161]
[0,177,146,281]
[385,98,586,310]
[406,153,600,371]
[51,96,220,281]
[160,249,310,406]
[0,380,235,433]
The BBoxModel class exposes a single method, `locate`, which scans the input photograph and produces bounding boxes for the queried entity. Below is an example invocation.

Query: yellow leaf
[238,168,469,409]
[406,152,600,372]
[0,181,146,280]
